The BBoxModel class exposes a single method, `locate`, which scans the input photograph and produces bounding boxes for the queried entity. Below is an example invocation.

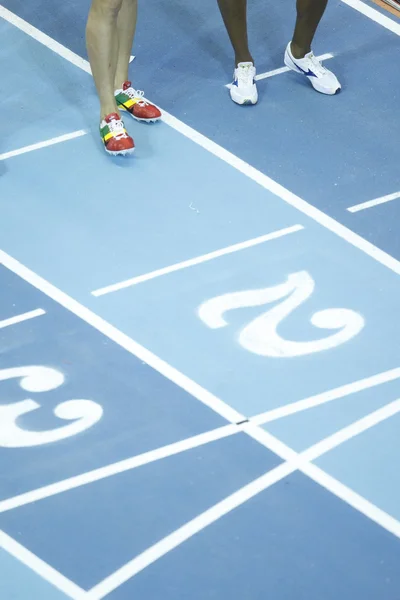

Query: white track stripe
[0,308,45,329]
[92,225,304,296]
[347,191,400,213]
[0,131,87,161]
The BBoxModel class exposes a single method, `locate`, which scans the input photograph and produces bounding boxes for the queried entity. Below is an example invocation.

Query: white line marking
[341,0,400,35]
[0,130,87,162]
[252,366,400,425]
[92,224,304,297]
[2,6,400,281]
[256,52,334,81]
[0,308,46,330]
[226,53,334,87]
[0,424,238,514]
[0,531,88,599]
[347,191,400,213]
[88,404,400,598]
[0,250,244,424]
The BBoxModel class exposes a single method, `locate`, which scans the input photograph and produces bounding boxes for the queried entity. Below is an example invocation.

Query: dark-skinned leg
[291,0,328,59]
[217,0,258,105]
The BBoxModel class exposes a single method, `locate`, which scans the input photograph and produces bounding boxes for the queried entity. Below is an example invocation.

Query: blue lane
[0,434,281,590]
[0,550,70,600]
[2,0,400,258]
[86,224,400,417]
[105,471,400,600]
[0,265,226,501]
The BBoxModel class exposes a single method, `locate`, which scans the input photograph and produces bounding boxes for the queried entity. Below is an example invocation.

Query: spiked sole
[105,146,135,156]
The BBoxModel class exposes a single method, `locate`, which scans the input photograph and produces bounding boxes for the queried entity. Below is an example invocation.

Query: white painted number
[198,271,364,357]
[0,366,103,447]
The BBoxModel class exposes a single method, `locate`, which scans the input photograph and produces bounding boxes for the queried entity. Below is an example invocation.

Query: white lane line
[3,6,400,281]
[92,224,304,297]
[225,53,334,88]
[347,191,400,213]
[0,424,238,514]
[341,0,400,35]
[0,308,46,330]
[252,366,400,425]
[0,130,87,161]
[0,531,89,599]
[87,403,400,599]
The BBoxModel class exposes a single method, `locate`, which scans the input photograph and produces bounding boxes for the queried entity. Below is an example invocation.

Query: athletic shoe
[230,62,258,105]
[284,42,341,95]
[100,113,135,156]
[115,81,162,122]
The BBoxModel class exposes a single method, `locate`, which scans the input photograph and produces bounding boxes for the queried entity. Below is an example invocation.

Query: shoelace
[236,64,255,87]
[108,118,129,140]
[303,53,327,77]
[124,87,149,106]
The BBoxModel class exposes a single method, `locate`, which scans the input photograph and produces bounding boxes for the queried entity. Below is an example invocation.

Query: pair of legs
[86,0,160,155]
[86,0,137,120]
[217,0,328,65]
[217,0,340,104]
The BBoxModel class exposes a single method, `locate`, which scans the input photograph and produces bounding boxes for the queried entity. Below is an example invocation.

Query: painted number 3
[0,366,103,448]
[198,271,365,357]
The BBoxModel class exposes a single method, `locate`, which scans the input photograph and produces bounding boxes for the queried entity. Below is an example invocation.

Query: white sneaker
[229,62,258,105]
[284,42,341,95]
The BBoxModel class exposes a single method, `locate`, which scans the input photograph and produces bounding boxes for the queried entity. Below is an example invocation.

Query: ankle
[100,106,120,122]
[235,53,254,67]
[290,41,310,60]
[114,76,129,91]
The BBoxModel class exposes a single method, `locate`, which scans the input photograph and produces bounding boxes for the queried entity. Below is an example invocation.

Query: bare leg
[291,0,328,58]
[86,0,123,119]
[114,0,138,90]
[216,0,254,66]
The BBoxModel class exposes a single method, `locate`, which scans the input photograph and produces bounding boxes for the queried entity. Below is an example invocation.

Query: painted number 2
[0,366,103,448]
[198,271,364,357]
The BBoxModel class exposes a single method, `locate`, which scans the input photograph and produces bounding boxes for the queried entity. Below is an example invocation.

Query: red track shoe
[100,113,135,156]
[115,82,161,123]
